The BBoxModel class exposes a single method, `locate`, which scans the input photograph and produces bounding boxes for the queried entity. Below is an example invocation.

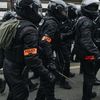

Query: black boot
[28,80,38,92]
[82,92,97,100]
[94,78,100,86]
[91,92,97,98]
[60,81,72,89]
[68,72,75,78]
[53,98,62,100]
[0,79,6,93]
[63,63,75,78]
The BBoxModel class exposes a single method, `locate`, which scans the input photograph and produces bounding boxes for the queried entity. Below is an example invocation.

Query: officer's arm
[40,20,58,64]
[23,27,48,76]
[79,20,100,57]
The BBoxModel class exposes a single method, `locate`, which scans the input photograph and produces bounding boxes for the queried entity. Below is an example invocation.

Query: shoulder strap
[18,20,37,30]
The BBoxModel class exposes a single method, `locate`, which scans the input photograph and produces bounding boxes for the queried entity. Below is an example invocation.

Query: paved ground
[0,63,100,100]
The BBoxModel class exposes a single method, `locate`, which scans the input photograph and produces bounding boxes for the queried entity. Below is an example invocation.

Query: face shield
[28,2,43,25]
[62,7,68,17]
[60,7,68,20]
[29,1,43,16]
[86,3,99,12]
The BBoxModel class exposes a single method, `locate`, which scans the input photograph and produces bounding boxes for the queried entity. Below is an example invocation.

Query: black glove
[46,72,56,83]
[40,68,55,83]
[47,63,56,72]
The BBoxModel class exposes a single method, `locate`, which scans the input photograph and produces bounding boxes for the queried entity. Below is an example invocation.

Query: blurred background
[0,0,82,20]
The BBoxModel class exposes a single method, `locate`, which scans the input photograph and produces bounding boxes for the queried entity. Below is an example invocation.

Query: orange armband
[24,48,37,56]
[42,35,52,43]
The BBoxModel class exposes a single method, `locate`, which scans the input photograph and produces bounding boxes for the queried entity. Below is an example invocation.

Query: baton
[56,70,76,84]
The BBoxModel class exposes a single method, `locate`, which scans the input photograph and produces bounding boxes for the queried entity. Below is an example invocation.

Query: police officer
[35,0,68,100]
[68,3,80,63]
[74,0,100,100]
[68,3,78,20]
[0,11,15,94]
[57,3,80,89]
[2,0,54,100]
[93,15,100,85]
[59,3,77,78]
[58,19,74,89]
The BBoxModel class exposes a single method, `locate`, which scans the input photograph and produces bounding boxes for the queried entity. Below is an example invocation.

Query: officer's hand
[47,72,55,83]
[40,68,55,83]
[47,63,56,72]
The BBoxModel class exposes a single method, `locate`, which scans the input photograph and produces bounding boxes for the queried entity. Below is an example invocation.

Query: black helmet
[81,0,99,19]
[68,3,78,19]
[48,0,68,21]
[15,0,42,25]
[2,11,15,21]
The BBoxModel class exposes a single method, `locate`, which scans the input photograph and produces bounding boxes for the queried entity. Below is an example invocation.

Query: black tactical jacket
[39,16,60,66]
[59,19,76,42]
[3,19,48,76]
[74,16,100,59]
[93,16,100,49]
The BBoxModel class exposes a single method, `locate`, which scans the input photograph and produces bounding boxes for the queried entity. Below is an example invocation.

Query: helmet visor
[61,7,68,17]
[29,2,42,17]
[86,3,99,12]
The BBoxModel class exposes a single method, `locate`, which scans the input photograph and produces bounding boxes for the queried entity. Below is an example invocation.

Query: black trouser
[59,41,71,77]
[0,79,4,86]
[94,62,100,78]
[80,60,84,74]
[55,42,71,85]
[82,60,95,100]
[35,53,56,100]
[3,59,29,100]
[36,77,55,100]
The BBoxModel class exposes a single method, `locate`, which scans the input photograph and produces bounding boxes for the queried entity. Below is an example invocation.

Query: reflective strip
[84,56,95,61]
[42,35,52,43]
[24,48,37,56]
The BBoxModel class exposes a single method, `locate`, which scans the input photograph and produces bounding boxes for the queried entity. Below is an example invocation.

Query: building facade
[42,0,81,3]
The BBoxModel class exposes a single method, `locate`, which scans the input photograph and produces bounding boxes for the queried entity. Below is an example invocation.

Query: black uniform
[59,19,75,77]
[36,16,59,100]
[2,0,55,100]
[0,11,17,94]
[36,0,67,99]
[93,16,100,77]
[58,3,78,77]
[3,19,51,100]
[75,16,100,100]
[53,19,75,89]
